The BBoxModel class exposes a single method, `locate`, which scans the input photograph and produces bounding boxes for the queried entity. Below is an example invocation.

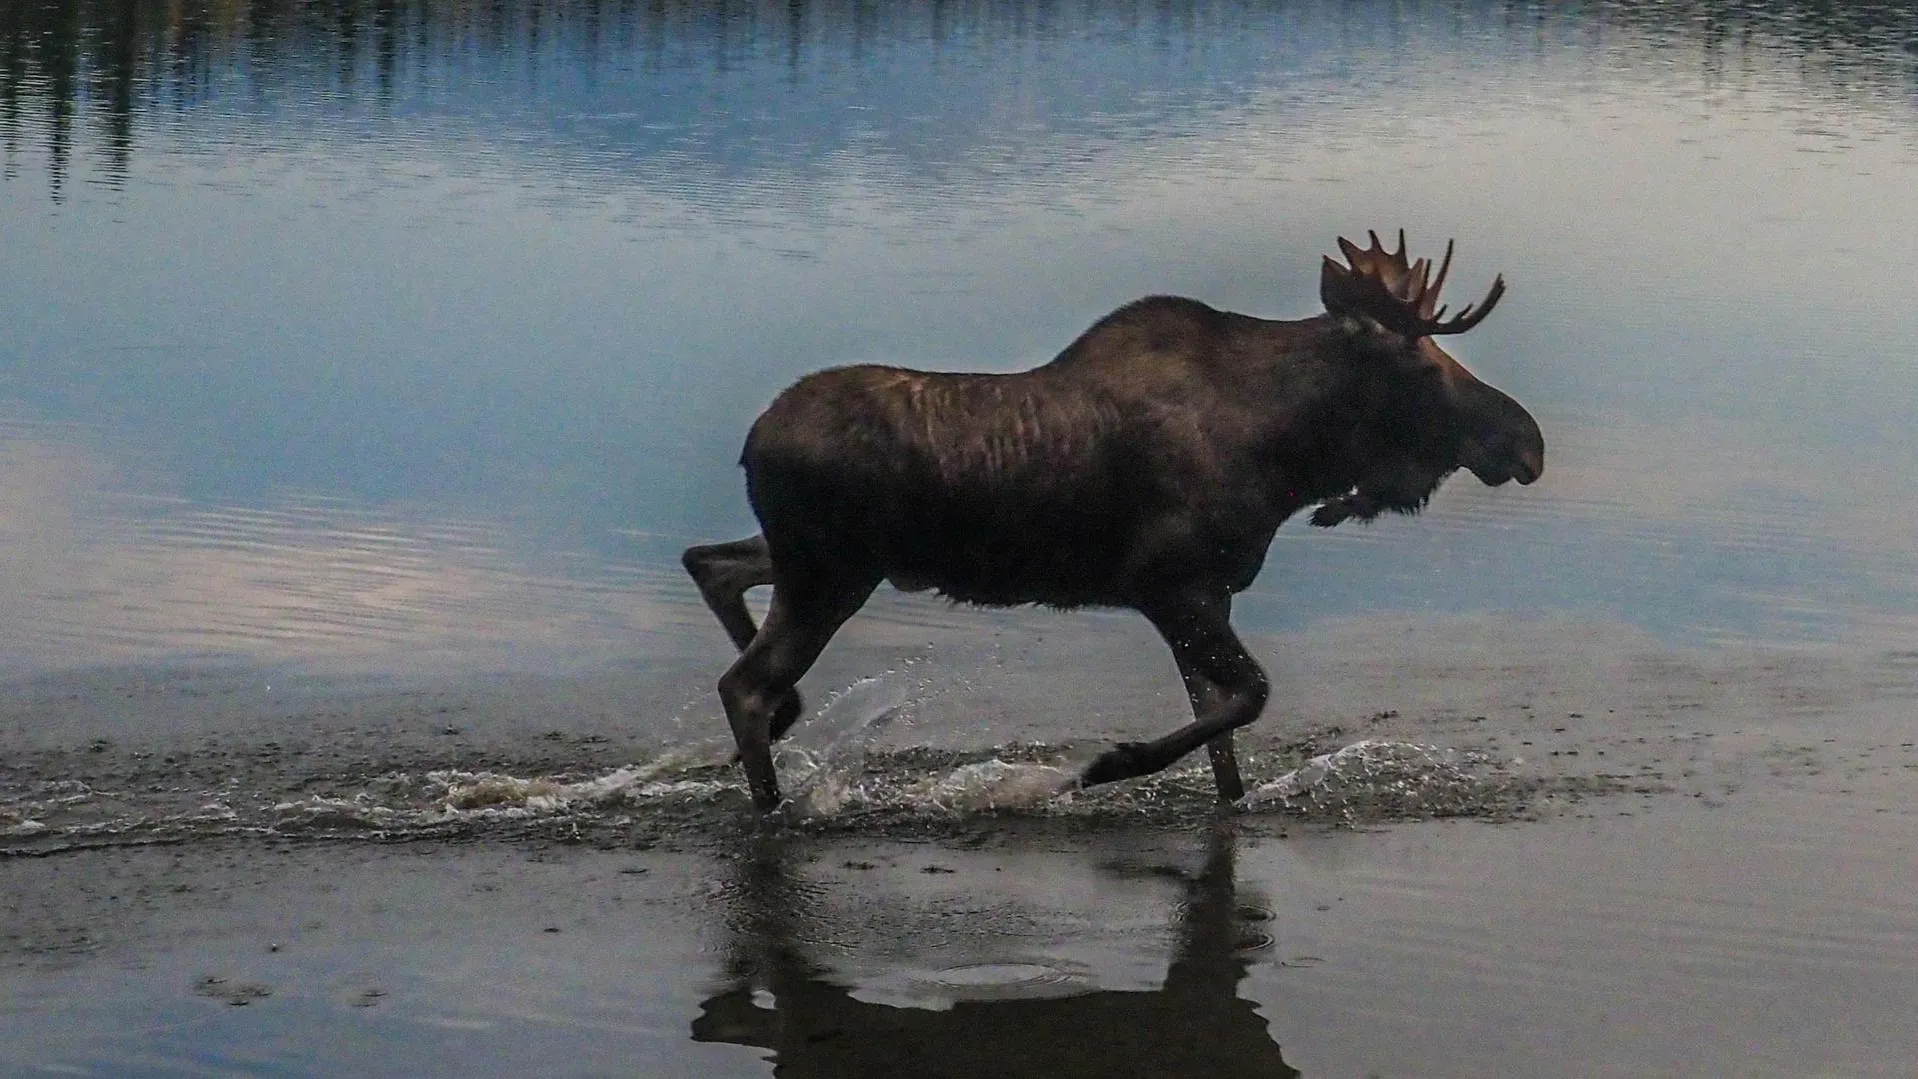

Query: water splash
[902,760,1078,813]
[269,742,741,831]
[1243,739,1516,821]
[428,743,732,814]
[2,813,48,837]
[776,666,938,816]
[780,753,1081,819]
[4,723,1553,856]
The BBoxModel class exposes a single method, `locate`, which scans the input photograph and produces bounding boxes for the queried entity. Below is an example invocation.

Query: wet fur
[741,298,1513,605]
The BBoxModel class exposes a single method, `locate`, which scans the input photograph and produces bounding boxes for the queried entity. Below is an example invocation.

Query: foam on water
[782,752,1079,819]
[251,670,976,829]
[760,667,1085,817]
[4,735,1525,852]
[903,760,1080,813]
[268,742,743,831]
[2,813,48,837]
[1243,739,1516,820]
[3,664,1537,854]
[428,743,735,814]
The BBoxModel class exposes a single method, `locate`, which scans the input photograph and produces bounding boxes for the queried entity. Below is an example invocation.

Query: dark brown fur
[685,238,1543,811]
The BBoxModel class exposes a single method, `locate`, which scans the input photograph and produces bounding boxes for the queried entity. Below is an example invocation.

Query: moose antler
[1320,229,1505,338]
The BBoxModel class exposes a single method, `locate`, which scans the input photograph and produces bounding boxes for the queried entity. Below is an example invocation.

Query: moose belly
[876,514,1136,609]
[884,570,939,595]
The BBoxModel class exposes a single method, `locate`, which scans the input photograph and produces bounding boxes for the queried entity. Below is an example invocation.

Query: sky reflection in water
[3,0,1918,674]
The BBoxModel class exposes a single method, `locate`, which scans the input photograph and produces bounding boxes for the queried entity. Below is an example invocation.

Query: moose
[684,231,1544,812]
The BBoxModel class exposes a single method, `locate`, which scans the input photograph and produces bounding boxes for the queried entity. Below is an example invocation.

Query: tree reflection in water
[693,822,1298,1079]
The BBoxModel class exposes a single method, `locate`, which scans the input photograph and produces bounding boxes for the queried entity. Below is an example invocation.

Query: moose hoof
[1081,742,1152,788]
[741,765,782,814]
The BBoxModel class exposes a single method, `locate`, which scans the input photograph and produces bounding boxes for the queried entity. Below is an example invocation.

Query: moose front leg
[717,572,878,812]
[1166,606,1249,800]
[1079,589,1268,801]
[683,535,804,744]
[1192,680,1248,803]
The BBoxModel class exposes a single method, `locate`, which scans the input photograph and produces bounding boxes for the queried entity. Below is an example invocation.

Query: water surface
[5,0,1918,678]
[5,4,1918,1075]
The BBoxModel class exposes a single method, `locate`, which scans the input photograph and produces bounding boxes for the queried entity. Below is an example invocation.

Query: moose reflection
[687,231,1542,810]
[691,824,1298,1078]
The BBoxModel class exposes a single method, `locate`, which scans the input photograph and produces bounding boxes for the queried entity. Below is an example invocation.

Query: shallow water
[5,1,1918,1075]
[7,792,1918,1077]
[6,619,1918,1075]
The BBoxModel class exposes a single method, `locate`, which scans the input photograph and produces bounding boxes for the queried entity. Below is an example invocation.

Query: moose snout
[1458,385,1543,487]
[1465,431,1544,487]
[1512,442,1543,485]
[1492,404,1545,486]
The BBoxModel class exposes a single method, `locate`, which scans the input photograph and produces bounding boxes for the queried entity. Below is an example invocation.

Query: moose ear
[1321,255,1413,339]
[1319,256,1370,321]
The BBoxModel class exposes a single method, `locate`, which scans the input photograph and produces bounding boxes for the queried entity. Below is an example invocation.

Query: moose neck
[1264,317,1464,524]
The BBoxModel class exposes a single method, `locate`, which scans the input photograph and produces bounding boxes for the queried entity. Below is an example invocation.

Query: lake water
[5,0,1918,682]
[5,2,1918,1076]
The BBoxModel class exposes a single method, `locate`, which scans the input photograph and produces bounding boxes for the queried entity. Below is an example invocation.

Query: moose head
[1311,230,1544,526]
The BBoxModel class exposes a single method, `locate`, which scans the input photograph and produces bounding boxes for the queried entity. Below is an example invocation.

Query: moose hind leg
[718,573,878,812]
[683,536,804,741]
[1080,590,1268,801]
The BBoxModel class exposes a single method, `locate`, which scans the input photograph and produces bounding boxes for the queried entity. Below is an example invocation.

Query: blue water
[3,0,1918,677]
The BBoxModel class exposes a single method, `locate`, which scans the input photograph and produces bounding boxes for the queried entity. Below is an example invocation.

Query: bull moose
[684,231,1544,812]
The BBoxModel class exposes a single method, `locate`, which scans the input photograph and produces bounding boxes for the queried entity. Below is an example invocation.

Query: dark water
[9,793,1918,1077]
[4,0,1918,680]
